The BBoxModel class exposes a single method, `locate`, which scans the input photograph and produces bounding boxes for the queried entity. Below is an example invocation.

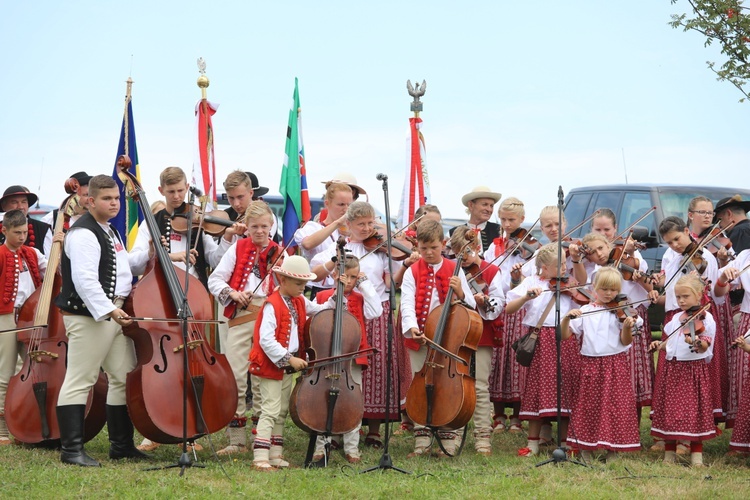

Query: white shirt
[400,259,477,335]
[294,220,339,289]
[473,265,506,321]
[718,249,750,313]
[506,274,574,327]
[351,279,384,320]
[65,222,133,321]
[207,240,272,304]
[257,295,333,363]
[662,311,716,362]
[15,247,48,307]
[661,247,718,312]
[569,303,643,357]
[129,214,230,278]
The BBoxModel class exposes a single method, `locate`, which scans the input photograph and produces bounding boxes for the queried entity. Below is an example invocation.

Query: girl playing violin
[311,254,381,464]
[561,267,642,463]
[295,182,353,299]
[649,274,717,467]
[485,197,530,435]
[310,201,411,450]
[592,209,656,418]
[505,243,576,457]
[450,226,505,455]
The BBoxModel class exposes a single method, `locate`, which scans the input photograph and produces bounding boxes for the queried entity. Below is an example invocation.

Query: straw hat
[321,172,367,198]
[461,186,501,207]
[272,255,318,281]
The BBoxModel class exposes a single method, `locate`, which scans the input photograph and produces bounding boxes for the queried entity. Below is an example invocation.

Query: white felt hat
[272,255,318,281]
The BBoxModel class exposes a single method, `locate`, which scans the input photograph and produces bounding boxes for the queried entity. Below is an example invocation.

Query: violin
[681,241,708,275]
[170,205,235,236]
[463,261,496,313]
[549,275,595,305]
[701,226,734,262]
[117,155,237,444]
[505,227,542,261]
[290,237,364,441]
[604,294,641,335]
[607,246,656,284]
[560,237,591,259]
[361,222,412,261]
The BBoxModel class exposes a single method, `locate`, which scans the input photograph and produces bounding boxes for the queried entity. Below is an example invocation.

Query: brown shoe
[345,454,361,464]
[252,461,277,472]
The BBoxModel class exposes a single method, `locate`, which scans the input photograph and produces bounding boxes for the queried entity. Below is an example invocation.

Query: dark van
[563,184,750,330]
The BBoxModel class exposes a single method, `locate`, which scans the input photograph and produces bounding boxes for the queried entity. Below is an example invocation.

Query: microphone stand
[361,174,410,475]
[536,186,586,468]
[148,192,205,474]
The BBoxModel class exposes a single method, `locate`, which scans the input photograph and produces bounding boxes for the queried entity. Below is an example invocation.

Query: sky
[2,1,748,224]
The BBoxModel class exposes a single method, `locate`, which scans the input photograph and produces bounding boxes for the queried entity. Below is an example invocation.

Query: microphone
[376,173,388,181]
[189,186,203,197]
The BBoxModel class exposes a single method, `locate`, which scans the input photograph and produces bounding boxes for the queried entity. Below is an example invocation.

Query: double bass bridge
[173,339,204,353]
[29,350,59,362]
[425,361,444,369]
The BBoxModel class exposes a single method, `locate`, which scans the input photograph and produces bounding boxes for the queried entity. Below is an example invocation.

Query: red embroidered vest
[224,239,279,318]
[316,288,370,366]
[0,245,42,314]
[404,258,455,351]
[249,292,306,380]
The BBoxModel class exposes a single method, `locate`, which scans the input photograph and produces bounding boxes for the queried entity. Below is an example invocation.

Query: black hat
[713,195,750,222]
[0,185,38,208]
[245,172,269,198]
[71,171,92,186]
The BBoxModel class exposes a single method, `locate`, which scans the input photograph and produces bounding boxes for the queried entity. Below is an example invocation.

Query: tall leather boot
[106,405,149,460]
[57,405,100,467]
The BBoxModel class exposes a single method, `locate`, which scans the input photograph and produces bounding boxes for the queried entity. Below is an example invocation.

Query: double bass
[117,155,236,444]
[290,238,364,439]
[405,234,483,435]
[6,208,107,444]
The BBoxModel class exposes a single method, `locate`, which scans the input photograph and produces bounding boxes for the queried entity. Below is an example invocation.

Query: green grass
[2,410,750,499]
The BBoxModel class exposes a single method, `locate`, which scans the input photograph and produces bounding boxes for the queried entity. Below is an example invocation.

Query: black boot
[106,405,149,460]
[57,405,101,467]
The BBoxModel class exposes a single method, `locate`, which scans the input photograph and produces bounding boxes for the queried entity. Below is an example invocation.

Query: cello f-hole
[155,334,171,373]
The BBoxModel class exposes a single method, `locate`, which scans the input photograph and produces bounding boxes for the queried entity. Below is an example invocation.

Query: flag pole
[123,78,132,157]
[397,80,428,228]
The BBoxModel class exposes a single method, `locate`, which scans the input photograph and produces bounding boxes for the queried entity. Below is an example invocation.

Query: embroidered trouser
[57,315,136,406]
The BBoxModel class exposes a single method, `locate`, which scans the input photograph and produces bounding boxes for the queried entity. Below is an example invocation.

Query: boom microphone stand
[536,186,586,468]
[361,173,410,475]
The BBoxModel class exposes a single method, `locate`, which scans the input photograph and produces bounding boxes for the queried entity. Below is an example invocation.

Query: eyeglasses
[689,210,714,216]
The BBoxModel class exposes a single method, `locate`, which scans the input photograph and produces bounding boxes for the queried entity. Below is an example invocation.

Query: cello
[405,233,483,435]
[6,208,107,444]
[289,238,364,445]
[116,155,237,444]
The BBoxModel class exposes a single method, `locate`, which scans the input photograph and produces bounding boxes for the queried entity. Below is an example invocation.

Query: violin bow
[652,303,711,351]
[477,217,541,276]
[562,210,601,240]
[190,195,211,252]
[422,336,469,366]
[697,220,736,252]
[284,347,378,374]
[731,328,750,349]
[613,231,633,270]
[0,324,48,335]
[660,238,710,295]
[359,213,426,260]
[568,298,651,318]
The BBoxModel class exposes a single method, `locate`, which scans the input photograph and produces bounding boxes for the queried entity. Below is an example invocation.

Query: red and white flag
[397,116,430,227]
[193,99,218,207]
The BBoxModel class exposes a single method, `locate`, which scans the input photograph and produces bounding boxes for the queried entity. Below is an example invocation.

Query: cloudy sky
[2,1,748,222]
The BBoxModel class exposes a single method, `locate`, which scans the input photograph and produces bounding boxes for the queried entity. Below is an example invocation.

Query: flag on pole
[396,116,430,227]
[193,99,218,206]
[279,77,311,246]
[112,77,143,250]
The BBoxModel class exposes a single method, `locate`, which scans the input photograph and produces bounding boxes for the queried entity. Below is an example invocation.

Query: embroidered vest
[0,245,42,314]
[55,212,119,317]
[404,258,455,351]
[315,288,370,366]
[249,292,306,380]
[224,239,279,318]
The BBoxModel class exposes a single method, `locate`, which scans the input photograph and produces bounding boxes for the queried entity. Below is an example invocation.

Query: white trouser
[225,304,263,416]
[472,346,493,436]
[57,315,137,406]
[0,314,17,418]
[255,373,293,442]
[314,365,363,456]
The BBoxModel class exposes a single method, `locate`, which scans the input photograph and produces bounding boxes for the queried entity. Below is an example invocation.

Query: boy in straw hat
[450,186,502,254]
[248,255,335,470]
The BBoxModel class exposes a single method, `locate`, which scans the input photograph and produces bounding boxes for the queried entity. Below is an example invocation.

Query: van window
[620,192,656,238]
[563,193,592,238]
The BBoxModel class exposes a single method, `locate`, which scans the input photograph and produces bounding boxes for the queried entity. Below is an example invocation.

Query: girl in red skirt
[562,267,642,462]
[506,243,575,456]
[650,274,717,467]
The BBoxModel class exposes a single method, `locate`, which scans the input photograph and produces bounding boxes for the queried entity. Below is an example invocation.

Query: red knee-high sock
[665,441,677,452]
[691,442,703,453]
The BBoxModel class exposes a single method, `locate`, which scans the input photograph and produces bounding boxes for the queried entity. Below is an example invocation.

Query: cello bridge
[426,361,444,369]
[173,339,204,353]
[28,350,59,362]
[325,374,341,380]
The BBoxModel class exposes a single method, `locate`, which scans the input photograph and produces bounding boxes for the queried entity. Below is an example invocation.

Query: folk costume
[208,237,279,454]
[55,212,144,466]
[0,244,46,444]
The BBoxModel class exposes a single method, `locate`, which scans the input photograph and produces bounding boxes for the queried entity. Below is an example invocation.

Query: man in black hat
[42,171,93,231]
[0,185,52,254]
[715,195,750,306]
